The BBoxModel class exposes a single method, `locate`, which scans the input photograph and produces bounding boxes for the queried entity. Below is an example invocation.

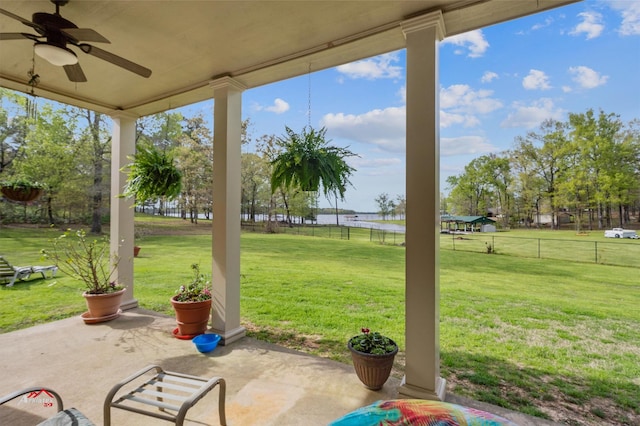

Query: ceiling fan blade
[62,28,110,44]
[63,63,87,83]
[0,32,39,41]
[0,8,43,32]
[79,44,151,78]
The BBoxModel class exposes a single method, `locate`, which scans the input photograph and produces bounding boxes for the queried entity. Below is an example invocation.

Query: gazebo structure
[0,0,579,402]
[441,215,497,233]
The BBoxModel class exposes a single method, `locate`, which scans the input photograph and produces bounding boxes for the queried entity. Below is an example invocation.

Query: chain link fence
[241,222,405,244]
[442,233,640,268]
[242,223,638,268]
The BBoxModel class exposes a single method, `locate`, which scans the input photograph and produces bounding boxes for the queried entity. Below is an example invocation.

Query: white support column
[110,112,138,310]
[210,77,246,345]
[399,12,446,401]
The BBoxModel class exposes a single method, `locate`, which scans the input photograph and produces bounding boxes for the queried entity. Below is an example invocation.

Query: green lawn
[1,221,638,425]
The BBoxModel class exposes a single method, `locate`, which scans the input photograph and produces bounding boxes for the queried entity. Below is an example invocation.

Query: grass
[1,219,638,425]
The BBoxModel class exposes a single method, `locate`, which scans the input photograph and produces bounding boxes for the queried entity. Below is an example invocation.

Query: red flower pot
[170,297,212,337]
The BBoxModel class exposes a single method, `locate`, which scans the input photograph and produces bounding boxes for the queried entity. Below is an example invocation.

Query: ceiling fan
[0,0,151,82]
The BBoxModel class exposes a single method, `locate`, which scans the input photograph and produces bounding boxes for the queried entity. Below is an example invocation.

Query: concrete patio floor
[0,308,558,425]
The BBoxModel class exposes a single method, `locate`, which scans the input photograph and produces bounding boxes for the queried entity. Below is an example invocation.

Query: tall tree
[510,150,545,228]
[175,115,213,223]
[69,109,111,234]
[0,90,29,176]
[11,103,82,224]
[478,154,512,227]
[513,119,571,229]
[375,193,394,220]
[568,109,631,229]
[241,152,270,222]
[446,157,494,216]
[395,194,406,219]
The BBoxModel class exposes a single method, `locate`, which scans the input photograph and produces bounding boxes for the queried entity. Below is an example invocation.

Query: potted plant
[121,144,182,205]
[42,229,125,324]
[0,179,44,202]
[348,328,398,390]
[170,264,212,338]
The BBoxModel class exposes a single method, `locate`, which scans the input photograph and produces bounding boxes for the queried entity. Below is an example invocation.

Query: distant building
[440,215,497,233]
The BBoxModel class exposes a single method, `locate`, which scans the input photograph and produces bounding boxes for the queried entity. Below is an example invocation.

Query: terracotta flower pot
[348,340,398,390]
[170,297,212,337]
[82,288,126,323]
[134,246,141,257]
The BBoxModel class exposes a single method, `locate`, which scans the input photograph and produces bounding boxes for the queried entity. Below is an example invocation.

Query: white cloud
[322,85,500,152]
[532,17,554,31]
[481,71,499,83]
[253,98,290,114]
[441,30,489,58]
[321,106,406,152]
[562,86,572,93]
[439,84,501,128]
[398,86,406,104]
[570,11,604,39]
[441,136,498,156]
[350,157,402,169]
[522,69,552,90]
[336,52,402,80]
[568,66,609,89]
[501,98,565,129]
[607,0,640,36]
[265,98,290,114]
[440,111,478,128]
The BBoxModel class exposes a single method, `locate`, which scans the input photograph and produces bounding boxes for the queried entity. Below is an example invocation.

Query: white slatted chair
[0,256,57,287]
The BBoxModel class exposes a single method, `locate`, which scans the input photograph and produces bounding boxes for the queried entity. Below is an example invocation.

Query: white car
[604,228,639,239]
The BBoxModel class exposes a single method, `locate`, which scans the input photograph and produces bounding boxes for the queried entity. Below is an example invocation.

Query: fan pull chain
[307,63,312,128]
[26,47,40,119]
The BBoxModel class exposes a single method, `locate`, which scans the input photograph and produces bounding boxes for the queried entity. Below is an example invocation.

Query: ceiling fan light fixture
[34,42,78,66]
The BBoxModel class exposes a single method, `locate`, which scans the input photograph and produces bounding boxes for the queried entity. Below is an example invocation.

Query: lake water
[316,214,406,232]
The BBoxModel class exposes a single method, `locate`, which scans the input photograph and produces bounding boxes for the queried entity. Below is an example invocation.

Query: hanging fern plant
[122,145,182,205]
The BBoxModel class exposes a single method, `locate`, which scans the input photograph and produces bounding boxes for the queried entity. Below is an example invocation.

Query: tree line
[374,193,406,220]
[0,89,354,230]
[445,109,640,230]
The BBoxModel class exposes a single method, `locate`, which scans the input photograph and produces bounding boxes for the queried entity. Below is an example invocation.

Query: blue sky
[181,1,638,212]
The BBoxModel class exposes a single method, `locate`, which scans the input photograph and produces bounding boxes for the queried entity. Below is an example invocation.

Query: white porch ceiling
[0,0,579,117]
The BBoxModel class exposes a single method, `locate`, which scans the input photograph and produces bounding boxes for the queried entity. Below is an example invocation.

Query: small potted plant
[0,179,44,202]
[42,229,125,324]
[348,328,398,390]
[171,264,212,338]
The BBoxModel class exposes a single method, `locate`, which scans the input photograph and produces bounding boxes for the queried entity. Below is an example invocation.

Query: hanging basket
[1,186,43,202]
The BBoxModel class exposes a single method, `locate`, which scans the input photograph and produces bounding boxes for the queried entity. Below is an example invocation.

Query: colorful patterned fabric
[329,399,520,426]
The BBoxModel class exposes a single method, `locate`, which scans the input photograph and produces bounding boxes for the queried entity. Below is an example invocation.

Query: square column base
[120,298,139,311]
[213,326,246,346]
[398,376,446,401]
